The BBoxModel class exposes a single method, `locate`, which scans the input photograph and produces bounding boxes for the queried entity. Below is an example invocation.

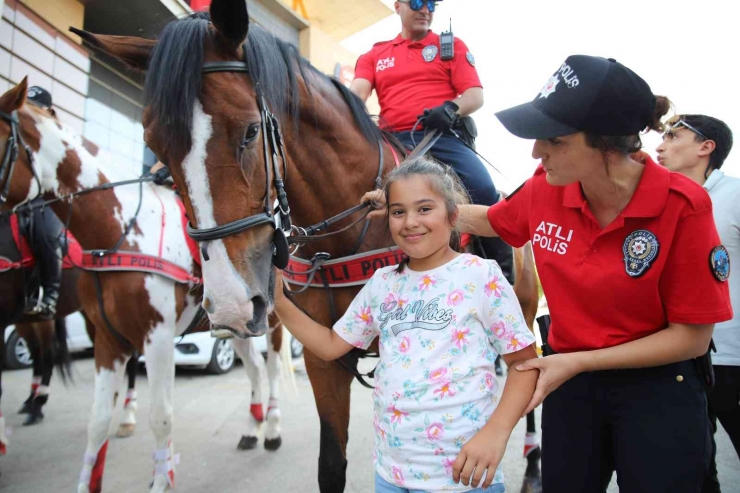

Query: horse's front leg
[144,323,177,493]
[77,349,128,493]
[233,336,265,450]
[264,315,283,451]
[304,350,355,493]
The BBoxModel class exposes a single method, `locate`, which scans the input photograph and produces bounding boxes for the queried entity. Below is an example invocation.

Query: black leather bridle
[0,110,41,206]
[186,50,292,269]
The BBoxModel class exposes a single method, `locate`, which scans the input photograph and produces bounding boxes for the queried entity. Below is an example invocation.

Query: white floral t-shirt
[333,254,535,492]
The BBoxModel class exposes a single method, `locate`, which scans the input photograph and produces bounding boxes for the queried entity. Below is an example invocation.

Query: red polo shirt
[487,157,733,353]
[354,31,482,132]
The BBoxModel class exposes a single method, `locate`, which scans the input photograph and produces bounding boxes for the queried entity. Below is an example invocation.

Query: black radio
[440,19,453,60]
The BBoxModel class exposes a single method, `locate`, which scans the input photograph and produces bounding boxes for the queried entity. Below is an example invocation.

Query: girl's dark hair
[383,157,470,273]
[585,95,673,155]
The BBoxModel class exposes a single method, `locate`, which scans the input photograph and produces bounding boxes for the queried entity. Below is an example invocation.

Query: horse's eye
[244,124,260,143]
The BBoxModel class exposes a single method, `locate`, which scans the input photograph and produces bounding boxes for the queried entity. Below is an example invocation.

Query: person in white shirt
[657,114,738,493]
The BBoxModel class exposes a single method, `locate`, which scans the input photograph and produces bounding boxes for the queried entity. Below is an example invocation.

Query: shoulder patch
[466,52,475,66]
[710,245,730,282]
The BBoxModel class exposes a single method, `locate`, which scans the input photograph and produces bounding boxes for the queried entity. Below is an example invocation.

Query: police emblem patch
[466,52,475,66]
[710,245,730,281]
[623,230,659,277]
[422,45,438,62]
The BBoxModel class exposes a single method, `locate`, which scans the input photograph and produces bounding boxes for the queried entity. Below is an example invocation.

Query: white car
[5,313,303,375]
[4,312,92,369]
[138,329,304,375]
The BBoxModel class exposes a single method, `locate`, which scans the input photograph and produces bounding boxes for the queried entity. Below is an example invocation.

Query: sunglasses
[664,120,709,141]
[399,0,438,12]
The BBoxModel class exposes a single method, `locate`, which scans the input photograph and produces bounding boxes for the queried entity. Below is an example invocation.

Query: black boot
[476,236,515,285]
[24,248,62,319]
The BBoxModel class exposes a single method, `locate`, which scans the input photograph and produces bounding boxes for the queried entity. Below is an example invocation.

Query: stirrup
[23,287,44,315]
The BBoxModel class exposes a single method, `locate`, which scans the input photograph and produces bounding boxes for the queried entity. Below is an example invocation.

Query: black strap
[92,272,136,354]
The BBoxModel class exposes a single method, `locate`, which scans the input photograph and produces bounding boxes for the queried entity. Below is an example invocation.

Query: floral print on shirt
[333,254,534,492]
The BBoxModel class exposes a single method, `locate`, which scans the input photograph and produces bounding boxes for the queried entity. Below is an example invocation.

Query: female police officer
[365,55,733,492]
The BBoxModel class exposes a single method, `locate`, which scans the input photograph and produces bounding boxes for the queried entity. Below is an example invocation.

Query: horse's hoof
[237,435,258,450]
[520,476,542,493]
[116,423,136,438]
[23,412,44,426]
[264,436,282,451]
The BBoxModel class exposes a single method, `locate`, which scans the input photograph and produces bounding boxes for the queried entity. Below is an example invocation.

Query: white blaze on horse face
[182,101,254,330]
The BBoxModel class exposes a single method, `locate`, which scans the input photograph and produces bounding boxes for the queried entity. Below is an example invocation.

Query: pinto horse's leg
[116,355,139,438]
[144,323,177,493]
[521,410,542,493]
[264,316,283,451]
[77,351,128,493]
[233,336,264,450]
[304,350,355,493]
[0,328,7,457]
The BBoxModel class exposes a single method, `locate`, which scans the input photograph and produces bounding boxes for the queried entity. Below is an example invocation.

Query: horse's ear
[0,77,28,112]
[69,27,154,72]
[210,0,249,51]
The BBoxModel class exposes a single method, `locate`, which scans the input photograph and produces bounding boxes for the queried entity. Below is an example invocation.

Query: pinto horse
[74,2,542,491]
[0,80,290,491]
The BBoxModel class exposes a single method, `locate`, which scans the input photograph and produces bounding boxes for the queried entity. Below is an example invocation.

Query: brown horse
[75,2,541,491]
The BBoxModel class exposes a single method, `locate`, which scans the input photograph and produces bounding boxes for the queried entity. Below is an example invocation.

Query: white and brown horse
[0,79,285,492]
[75,3,542,491]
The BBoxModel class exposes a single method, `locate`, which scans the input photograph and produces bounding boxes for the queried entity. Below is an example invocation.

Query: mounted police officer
[22,86,63,318]
[349,0,514,283]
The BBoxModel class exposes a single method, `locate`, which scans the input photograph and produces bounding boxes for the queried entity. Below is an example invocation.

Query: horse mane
[144,12,381,158]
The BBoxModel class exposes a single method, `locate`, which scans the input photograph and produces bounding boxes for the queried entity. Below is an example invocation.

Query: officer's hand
[152,166,171,186]
[516,352,585,414]
[360,189,386,220]
[419,101,459,133]
[452,425,507,489]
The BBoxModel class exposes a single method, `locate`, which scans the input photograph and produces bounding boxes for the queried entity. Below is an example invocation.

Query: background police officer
[349,0,514,283]
[23,86,63,318]
[657,115,739,493]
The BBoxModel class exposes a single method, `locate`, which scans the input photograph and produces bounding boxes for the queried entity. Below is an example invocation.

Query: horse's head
[72,0,296,337]
[0,78,38,209]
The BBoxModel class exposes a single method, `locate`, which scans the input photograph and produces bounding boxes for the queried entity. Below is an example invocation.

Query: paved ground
[0,355,738,493]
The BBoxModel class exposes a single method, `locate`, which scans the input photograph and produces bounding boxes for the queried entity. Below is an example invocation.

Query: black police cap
[496,55,656,139]
[27,86,52,109]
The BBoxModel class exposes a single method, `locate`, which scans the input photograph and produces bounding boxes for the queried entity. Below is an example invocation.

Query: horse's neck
[35,118,156,251]
[284,87,394,256]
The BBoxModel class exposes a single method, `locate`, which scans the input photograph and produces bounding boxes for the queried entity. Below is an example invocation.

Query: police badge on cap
[710,245,730,281]
[422,45,438,62]
[623,230,659,277]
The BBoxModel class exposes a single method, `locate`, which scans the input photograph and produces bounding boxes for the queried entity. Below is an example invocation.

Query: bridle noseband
[187,46,292,268]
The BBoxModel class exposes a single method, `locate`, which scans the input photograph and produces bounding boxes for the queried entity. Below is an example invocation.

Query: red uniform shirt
[354,31,482,132]
[487,157,733,353]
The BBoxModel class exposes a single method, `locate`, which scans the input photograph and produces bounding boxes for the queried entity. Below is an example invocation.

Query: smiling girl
[273,158,537,493]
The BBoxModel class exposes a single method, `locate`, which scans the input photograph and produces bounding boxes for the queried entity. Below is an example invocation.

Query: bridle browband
[187,46,293,267]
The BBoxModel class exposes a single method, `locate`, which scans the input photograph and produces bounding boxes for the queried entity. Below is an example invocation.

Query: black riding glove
[419,101,459,133]
[152,166,171,186]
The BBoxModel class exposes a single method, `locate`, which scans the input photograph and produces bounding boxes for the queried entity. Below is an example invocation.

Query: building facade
[0,0,390,175]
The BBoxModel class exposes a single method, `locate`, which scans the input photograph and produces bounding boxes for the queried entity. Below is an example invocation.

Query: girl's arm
[272,274,355,361]
[516,322,713,414]
[452,344,539,489]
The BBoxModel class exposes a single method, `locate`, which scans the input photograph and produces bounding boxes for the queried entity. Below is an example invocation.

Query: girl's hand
[516,352,585,414]
[452,426,508,489]
[360,189,386,219]
[272,268,288,305]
